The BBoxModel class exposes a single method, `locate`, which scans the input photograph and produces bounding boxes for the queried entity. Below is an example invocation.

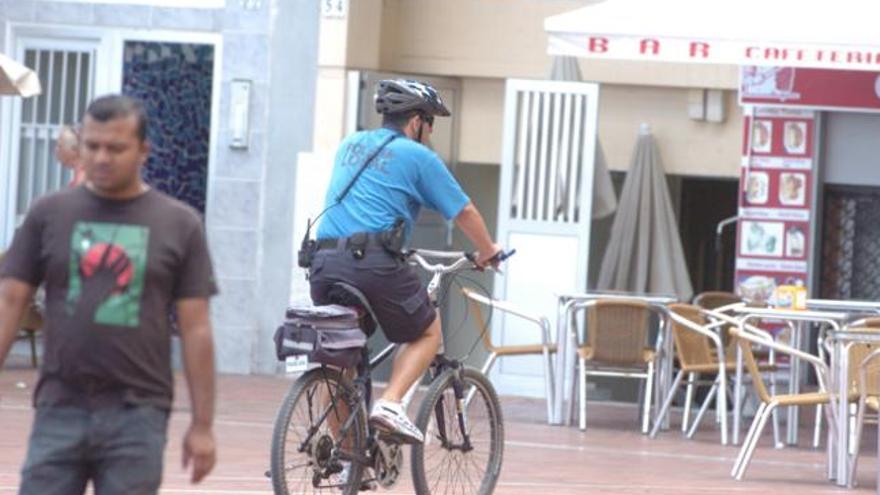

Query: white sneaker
[333,461,351,489]
[369,399,424,444]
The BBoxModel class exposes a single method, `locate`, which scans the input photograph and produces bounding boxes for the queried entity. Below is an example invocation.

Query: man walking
[0,94,218,494]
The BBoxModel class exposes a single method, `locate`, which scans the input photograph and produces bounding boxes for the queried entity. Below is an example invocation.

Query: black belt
[316,234,386,251]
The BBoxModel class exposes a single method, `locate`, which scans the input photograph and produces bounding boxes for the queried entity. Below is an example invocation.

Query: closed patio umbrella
[549,55,617,220]
[597,124,693,300]
[0,53,41,97]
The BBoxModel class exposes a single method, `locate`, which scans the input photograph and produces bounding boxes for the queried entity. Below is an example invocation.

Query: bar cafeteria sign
[548,33,880,72]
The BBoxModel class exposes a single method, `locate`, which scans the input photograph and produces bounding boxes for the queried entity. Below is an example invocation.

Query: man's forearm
[0,306,22,369]
[454,203,495,254]
[0,280,34,369]
[180,324,216,428]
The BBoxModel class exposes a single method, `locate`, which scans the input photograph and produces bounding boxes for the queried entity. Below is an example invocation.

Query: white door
[1,38,101,245]
[492,79,600,397]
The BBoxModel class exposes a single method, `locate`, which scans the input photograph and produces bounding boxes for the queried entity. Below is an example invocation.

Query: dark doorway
[819,185,880,300]
[675,176,739,295]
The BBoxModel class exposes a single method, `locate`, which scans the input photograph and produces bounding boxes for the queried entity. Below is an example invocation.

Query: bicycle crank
[373,439,404,488]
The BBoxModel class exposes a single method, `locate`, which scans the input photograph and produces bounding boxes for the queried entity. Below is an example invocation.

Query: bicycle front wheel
[270,367,366,495]
[411,366,504,495]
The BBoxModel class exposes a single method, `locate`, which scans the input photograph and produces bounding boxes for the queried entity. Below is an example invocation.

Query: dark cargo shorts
[308,247,436,343]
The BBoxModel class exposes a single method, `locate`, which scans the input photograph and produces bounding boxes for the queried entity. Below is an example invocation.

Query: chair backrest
[668,303,716,369]
[693,291,742,311]
[846,327,880,396]
[463,288,496,353]
[732,329,772,403]
[854,317,880,328]
[586,299,651,366]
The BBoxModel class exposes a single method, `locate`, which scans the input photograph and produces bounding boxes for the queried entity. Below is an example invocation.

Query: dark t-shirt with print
[0,186,217,410]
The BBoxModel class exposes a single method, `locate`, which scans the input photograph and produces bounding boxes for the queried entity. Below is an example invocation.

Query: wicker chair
[808,316,880,449]
[0,251,42,367]
[846,328,880,489]
[462,288,557,422]
[729,326,846,481]
[693,291,743,312]
[575,299,660,433]
[694,291,744,351]
[651,304,777,445]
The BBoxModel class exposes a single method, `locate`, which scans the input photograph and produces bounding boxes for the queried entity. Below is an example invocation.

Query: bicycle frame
[294,249,487,476]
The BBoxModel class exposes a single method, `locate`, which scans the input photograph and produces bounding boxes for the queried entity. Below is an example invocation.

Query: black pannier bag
[273,304,367,368]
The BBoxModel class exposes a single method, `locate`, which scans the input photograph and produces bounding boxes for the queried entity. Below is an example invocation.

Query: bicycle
[269,248,512,494]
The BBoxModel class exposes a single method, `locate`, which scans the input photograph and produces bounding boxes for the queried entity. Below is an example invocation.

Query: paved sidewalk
[0,360,872,494]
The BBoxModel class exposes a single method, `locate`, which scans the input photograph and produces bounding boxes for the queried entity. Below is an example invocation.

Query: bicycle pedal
[375,429,422,445]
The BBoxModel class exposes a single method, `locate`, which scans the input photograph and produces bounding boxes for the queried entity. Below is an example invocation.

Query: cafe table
[825,328,880,488]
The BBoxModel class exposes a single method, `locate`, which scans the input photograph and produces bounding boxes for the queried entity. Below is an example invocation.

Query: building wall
[457,77,742,177]
[823,111,880,186]
[311,0,743,178]
[0,0,319,374]
[377,0,738,88]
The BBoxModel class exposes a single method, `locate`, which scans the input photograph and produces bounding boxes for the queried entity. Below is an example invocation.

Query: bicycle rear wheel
[411,366,504,495]
[270,367,366,495]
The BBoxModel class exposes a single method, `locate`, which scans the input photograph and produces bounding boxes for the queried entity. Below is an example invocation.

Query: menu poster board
[735,108,816,304]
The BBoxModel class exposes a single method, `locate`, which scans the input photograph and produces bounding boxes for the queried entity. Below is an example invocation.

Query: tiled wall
[0,0,319,374]
[124,41,214,213]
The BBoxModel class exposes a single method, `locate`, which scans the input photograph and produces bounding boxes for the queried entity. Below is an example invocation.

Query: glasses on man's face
[421,114,434,128]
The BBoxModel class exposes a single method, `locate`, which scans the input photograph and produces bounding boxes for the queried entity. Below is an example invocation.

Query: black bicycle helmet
[374,79,451,117]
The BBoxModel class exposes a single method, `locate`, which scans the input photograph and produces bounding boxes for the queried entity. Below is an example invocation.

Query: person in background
[56,125,86,187]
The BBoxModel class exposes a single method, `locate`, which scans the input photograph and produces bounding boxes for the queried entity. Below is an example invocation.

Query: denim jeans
[19,405,169,495]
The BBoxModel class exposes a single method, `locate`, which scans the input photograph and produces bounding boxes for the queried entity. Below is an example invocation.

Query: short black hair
[85,94,149,142]
[382,111,419,131]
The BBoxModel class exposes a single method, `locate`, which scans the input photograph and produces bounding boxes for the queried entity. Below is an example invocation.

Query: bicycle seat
[326,282,378,337]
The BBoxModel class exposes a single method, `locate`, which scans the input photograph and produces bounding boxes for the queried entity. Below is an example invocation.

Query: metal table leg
[551,298,570,425]
[835,341,850,486]
[733,342,744,445]
[786,321,804,446]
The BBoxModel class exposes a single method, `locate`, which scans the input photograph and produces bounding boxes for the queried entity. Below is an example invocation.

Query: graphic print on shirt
[66,222,150,327]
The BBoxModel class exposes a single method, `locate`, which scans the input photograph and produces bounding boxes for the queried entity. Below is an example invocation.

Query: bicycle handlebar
[406,248,516,274]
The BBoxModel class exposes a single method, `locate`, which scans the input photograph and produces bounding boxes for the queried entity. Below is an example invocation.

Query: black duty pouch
[348,232,368,259]
[379,218,406,258]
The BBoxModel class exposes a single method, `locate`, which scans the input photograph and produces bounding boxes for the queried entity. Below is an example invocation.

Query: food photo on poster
[751,119,773,153]
[783,121,807,154]
[746,171,769,204]
[736,271,807,305]
[779,172,807,206]
[784,225,807,258]
[740,220,784,257]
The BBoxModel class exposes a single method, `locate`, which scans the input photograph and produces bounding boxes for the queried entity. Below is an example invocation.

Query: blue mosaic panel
[122,42,214,213]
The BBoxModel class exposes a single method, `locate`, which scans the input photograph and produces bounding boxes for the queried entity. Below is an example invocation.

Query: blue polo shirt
[316,128,470,241]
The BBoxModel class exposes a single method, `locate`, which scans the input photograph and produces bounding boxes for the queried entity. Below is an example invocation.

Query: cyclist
[309,79,501,444]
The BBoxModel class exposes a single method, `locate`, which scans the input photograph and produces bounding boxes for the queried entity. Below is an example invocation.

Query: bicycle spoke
[416,371,501,495]
[271,369,366,495]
